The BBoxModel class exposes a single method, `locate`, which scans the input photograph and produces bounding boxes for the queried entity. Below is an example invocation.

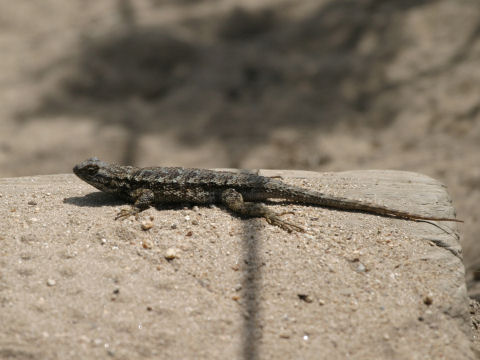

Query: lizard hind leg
[221,189,304,233]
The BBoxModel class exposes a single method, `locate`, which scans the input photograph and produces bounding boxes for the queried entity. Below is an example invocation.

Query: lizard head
[73,157,132,194]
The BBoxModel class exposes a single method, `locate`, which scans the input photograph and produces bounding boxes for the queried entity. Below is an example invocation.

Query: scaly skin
[73,158,462,232]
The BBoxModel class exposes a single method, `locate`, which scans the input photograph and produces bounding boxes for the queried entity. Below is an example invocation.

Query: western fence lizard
[73,158,462,232]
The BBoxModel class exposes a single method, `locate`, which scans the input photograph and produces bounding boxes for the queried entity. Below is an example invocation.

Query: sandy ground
[0,170,475,359]
[0,0,479,357]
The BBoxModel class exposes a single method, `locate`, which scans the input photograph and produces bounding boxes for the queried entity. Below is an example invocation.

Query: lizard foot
[264,211,305,233]
[222,188,305,233]
[115,207,139,220]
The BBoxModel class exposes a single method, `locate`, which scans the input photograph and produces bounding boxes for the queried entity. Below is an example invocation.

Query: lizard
[73,157,462,232]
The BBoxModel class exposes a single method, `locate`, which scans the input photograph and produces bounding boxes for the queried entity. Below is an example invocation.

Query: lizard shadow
[64,191,217,211]
[63,192,126,208]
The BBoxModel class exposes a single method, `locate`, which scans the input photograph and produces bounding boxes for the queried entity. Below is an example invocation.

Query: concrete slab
[0,170,473,359]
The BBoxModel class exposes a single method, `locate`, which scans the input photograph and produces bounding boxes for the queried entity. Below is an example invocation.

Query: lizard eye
[86,165,99,175]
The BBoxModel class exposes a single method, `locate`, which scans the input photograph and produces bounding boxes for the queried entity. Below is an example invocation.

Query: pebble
[141,221,153,230]
[165,247,179,260]
[191,220,199,226]
[46,279,56,286]
[27,200,37,206]
[171,224,177,229]
[142,240,153,249]
[356,263,366,272]
[424,295,433,306]
[298,294,313,303]
[192,206,199,212]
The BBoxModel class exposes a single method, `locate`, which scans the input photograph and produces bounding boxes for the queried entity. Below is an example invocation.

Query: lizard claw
[264,213,305,233]
[115,207,139,220]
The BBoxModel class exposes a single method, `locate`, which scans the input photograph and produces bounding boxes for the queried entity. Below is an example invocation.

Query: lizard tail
[277,186,463,223]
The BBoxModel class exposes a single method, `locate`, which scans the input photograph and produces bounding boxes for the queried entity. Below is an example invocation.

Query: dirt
[0,171,474,359]
[0,0,479,357]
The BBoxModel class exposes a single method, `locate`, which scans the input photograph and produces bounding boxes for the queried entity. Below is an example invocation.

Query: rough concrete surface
[0,0,479,299]
[0,170,475,359]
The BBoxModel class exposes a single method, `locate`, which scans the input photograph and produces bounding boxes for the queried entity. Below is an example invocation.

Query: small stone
[141,221,153,231]
[165,247,179,260]
[171,224,177,229]
[192,206,199,212]
[142,240,153,249]
[298,294,313,303]
[424,295,433,306]
[191,220,199,226]
[186,230,193,237]
[279,332,291,339]
[27,200,37,206]
[46,279,56,286]
[356,263,366,272]
[297,294,313,304]
[184,215,190,221]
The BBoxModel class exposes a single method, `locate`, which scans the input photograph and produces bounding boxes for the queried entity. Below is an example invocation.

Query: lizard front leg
[221,189,304,233]
[115,188,155,220]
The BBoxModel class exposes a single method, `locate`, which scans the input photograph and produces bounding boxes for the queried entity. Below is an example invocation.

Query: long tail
[274,185,463,222]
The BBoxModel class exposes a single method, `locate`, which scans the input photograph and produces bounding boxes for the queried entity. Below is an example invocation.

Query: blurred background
[0,0,479,294]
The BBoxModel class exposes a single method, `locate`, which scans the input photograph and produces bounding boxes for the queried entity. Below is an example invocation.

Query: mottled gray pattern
[73,158,462,232]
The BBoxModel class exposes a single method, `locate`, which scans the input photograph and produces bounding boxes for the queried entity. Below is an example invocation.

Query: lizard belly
[153,187,218,204]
